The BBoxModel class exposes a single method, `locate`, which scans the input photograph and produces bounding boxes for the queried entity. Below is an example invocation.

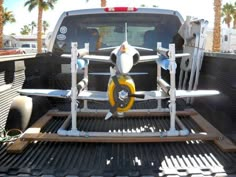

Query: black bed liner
[0,113,236,177]
[1,141,235,177]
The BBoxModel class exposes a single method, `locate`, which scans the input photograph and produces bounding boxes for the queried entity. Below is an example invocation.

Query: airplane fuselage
[110,41,140,74]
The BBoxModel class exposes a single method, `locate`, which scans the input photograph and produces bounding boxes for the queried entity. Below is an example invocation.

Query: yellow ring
[108,75,135,112]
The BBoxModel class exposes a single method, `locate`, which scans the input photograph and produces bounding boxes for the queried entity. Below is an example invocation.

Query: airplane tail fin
[125,22,128,41]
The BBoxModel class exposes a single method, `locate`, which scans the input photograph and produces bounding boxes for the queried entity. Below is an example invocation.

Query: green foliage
[3,7,15,26]
[24,0,58,52]
[42,20,49,33]
[24,0,58,12]
[20,25,31,35]
[29,21,36,34]
[221,2,236,28]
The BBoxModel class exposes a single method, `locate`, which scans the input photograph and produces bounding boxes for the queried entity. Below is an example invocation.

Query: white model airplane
[18,25,219,120]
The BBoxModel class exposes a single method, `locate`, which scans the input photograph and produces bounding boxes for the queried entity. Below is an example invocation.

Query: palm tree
[233,2,236,29]
[24,0,58,53]
[212,0,222,52]
[0,0,4,48]
[221,2,234,28]
[20,25,31,35]
[233,13,236,29]
[3,8,16,25]
[0,5,16,48]
[100,0,106,7]
[29,21,36,35]
[42,20,49,34]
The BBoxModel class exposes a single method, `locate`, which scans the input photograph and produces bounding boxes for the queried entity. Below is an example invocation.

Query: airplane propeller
[105,67,145,120]
[105,73,123,120]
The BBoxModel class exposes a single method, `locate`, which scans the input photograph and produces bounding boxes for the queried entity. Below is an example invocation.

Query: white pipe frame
[71,42,78,131]
[58,42,190,137]
[157,42,163,111]
[70,42,89,132]
[167,44,178,136]
[83,43,89,110]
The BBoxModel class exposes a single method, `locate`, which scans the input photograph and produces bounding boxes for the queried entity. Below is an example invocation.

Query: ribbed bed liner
[0,140,235,176]
[0,114,236,177]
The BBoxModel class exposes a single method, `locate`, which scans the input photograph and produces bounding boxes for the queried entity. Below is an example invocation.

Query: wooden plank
[191,110,236,152]
[48,109,197,118]
[10,108,235,152]
[7,138,29,153]
[31,114,52,128]
[7,113,53,153]
[21,132,218,143]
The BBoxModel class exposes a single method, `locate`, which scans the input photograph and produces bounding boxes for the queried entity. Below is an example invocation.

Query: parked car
[20,43,37,54]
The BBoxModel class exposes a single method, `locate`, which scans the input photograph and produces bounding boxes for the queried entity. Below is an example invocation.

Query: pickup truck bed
[0,52,236,177]
[1,112,236,177]
[0,53,236,176]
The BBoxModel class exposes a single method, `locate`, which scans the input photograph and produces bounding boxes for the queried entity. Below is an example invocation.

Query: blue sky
[3,0,234,35]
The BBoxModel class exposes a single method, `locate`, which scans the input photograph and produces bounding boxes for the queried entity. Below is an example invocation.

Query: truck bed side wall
[193,53,236,134]
[0,60,25,128]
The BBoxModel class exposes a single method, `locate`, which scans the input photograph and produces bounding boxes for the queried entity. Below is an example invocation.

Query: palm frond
[24,0,38,12]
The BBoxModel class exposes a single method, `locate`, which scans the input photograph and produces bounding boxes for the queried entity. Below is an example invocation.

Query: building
[205,28,236,53]
[3,35,46,48]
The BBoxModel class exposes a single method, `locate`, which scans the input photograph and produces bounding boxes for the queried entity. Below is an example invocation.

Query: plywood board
[7,113,52,153]
[48,109,197,118]
[21,132,218,143]
[6,138,29,153]
[191,111,236,152]
[8,109,236,153]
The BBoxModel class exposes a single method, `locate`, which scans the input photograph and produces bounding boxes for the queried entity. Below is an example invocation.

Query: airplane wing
[139,53,190,63]
[176,90,220,98]
[78,89,219,101]
[18,89,219,101]
[175,53,190,58]
[83,55,111,63]
[135,90,167,100]
[78,90,108,101]
[136,90,220,100]
[61,54,111,63]
[18,89,71,98]
[139,55,159,63]
[134,46,154,51]
[18,89,108,101]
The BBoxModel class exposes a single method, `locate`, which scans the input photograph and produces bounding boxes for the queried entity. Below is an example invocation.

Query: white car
[20,43,47,54]
[20,43,37,54]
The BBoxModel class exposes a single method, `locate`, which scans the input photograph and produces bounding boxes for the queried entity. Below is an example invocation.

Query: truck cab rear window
[52,13,182,55]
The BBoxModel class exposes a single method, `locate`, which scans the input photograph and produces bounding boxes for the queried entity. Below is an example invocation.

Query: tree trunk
[234,20,236,29]
[37,2,43,53]
[212,0,221,52]
[0,0,3,48]
[101,0,106,7]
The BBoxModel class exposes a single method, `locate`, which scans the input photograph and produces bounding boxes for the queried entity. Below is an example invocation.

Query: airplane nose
[117,53,133,74]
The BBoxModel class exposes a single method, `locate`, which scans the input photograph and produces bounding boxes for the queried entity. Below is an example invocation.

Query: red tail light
[104,7,138,12]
